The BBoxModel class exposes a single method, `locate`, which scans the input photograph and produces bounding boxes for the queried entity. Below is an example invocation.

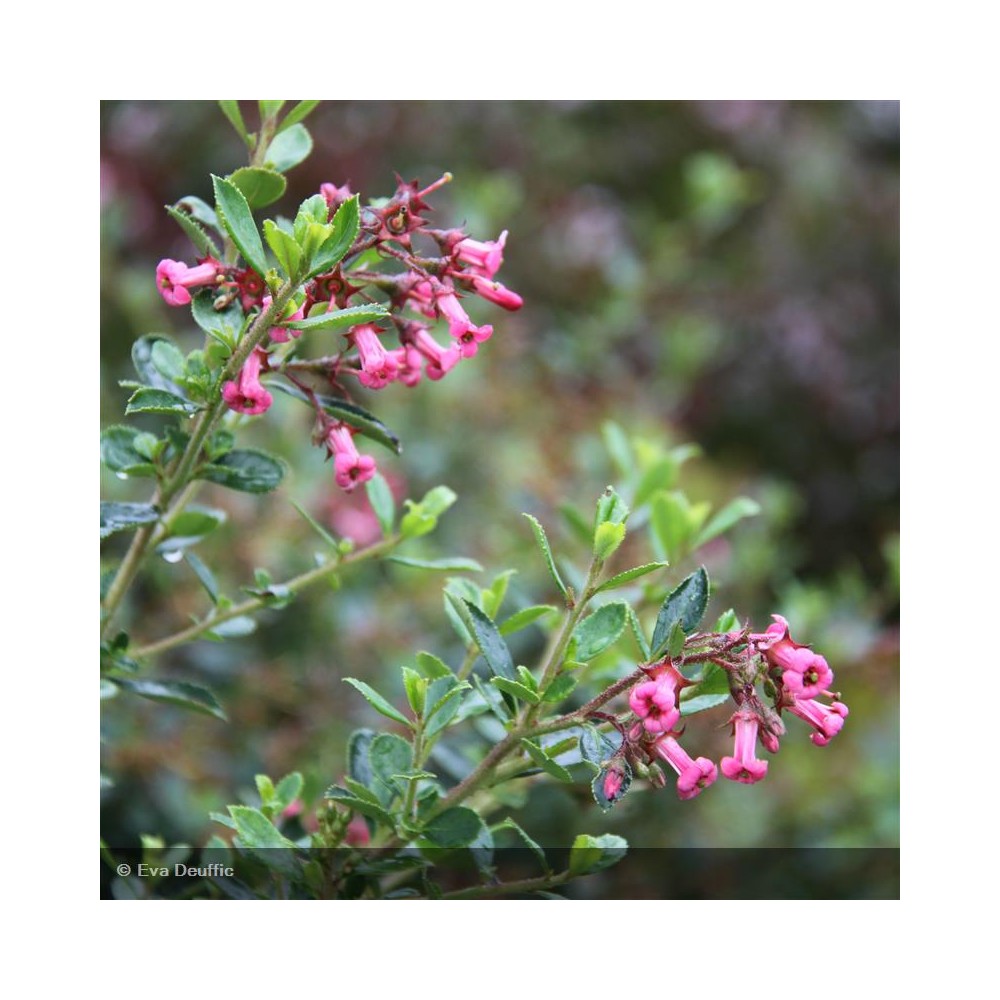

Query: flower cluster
[155,173,522,491]
[600,616,847,802]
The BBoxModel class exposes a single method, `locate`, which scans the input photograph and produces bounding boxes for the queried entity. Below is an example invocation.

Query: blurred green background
[100,101,898,859]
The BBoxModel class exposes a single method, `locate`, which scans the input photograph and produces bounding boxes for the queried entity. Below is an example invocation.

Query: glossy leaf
[269,379,401,454]
[197,449,285,494]
[454,599,516,681]
[115,678,226,721]
[264,123,313,172]
[625,604,651,659]
[100,426,155,477]
[572,601,627,662]
[650,566,710,657]
[364,471,395,536]
[284,302,389,334]
[415,651,453,680]
[569,833,628,876]
[131,334,182,392]
[593,521,626,561]
[230,167,287,210]
[185,551,219,604]
[421,807,483,849]
[579,725,620,772]
[651,492,692,563]
[263,218,302,278]
[273,773,303,813]
[212,174,266,276]
[191,290,244,342]
[125,388,199,416]
[520,739,573,782]
[343,679,411,727]
[492,818,549,873]
[491,676,540,704]
[347,729,376,788]
[305,195,360,278]
[541,673,578,704]
[325,786,394,828]
[100,501,158,539]
[522,513,569,600]
[370,733,414,799]
[165,204,220,258]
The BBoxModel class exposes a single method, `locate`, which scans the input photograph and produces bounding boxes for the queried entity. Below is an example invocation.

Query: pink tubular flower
[262,295,306,343]
[327,423,376,491]
[407,325,461,380]
[434,286,493,357]
[403,277,438,319]
[469,275,524,311]
[654,735,718,800]
[787,697,849,747]
[389,345,423,387]
[629,678,680,735]
[720,711,769,784]
[350,324,399,390]
[455,230,507,278]
[221,348,273,416]
[156,258,222,306]
[752,615,833,701]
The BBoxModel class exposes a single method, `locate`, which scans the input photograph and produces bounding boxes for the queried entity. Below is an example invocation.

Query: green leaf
[370,733,414,799]
[594,485,629,528]
[520,739,574,782]
[262,219,303,278]
[667,620,687,658]
[276,101,320,134]
[454,599,516,681]
[229,167,287,210]
[264,123,313,172]
[197,449,285,494]
[625,604,651,659]
[572,601,627,662]
[650,566,710,658]
[218,101,251,147]
[421,807,483,849]
[324,786,394,828]
[415,652,453,680]
[569,833,628,876]
[389,556,483,572]
[491,676,540,704]
[158,506,226,554]
[347,729,376,788]
[470,674,512,723]
[680,661,732,715]
[499,604,557,635]
[151,339,186,380]
[255,774,276,805]
[191,289,244,343]
[100,501,158,539]
[442,578,480,646]
[212,174,266,276]
[228,805,296,848]
[175,195,221,232]
[100,426,155,477]
[185,551,219,604]
[165,204,220,258]
[492,818,549,873]
[483,569,516,619]
[522,513,569,600]
[131,335,182,393]
[593,521,626,561]
[680,691,732,714]
[558,502,593,547]
[343,678,411,727]
[424,679,469,736]
[714,608,740,633]
[693,497,762,548]
[400,486,459,539]
[115,678,226,721]
[289,499,339,549]
[284,302,389,334]
[402,667,427,717]
[594,562,669,595]
[305,195,360,278]
[125,388,199,416]
[579,725,620,772]
[269,379,401,454]
[541,673,578,704]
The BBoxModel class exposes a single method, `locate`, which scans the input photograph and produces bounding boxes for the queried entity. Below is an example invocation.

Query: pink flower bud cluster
[154,173,522,492]
[615,618,848,803]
